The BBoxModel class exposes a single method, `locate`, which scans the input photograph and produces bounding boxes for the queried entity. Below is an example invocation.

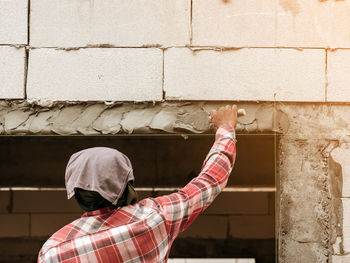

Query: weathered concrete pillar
[329,144,350,262]
[279,138,335,262]
[278,104,350,263]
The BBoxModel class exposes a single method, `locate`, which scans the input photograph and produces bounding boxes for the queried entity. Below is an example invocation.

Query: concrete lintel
[0,100,280,135]
[1,101,350,139]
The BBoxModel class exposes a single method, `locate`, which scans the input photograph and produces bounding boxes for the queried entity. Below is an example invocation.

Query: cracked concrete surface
[275,103,350,263]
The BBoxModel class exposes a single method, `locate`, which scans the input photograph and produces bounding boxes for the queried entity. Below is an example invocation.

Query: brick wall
[0,190,274,240]
[2,0,350,102]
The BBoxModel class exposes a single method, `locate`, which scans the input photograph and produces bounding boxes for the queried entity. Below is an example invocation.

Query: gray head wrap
[65,147,135,205]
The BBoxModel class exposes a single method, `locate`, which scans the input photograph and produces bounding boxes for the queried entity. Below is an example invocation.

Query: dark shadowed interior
[0,134,276,262]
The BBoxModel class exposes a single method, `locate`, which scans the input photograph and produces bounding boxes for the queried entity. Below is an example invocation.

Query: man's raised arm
[153,105,238,238]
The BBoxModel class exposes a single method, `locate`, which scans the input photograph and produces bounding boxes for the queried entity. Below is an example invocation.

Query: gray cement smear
[0,100,288,135]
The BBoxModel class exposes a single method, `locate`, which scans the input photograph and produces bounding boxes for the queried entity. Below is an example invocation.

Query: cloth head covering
[65,147,135,205]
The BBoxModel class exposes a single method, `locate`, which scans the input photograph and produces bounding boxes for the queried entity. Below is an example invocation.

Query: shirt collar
[82,206,116,217]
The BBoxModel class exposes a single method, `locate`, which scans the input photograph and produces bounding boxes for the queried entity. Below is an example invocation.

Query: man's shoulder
[39,217,83,257]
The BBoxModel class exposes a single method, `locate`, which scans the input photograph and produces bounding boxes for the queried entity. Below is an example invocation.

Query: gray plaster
[0,100,279,135]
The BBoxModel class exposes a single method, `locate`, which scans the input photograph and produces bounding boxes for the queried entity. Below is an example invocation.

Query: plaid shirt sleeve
[153,125,236,240]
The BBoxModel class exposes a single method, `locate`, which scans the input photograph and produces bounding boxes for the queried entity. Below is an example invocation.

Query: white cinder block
[276,0,350,48]
[27,48,163,101]
[193,0,350,48]
[330,144,350,197]
[164,48,325,102]
[0,0,27,44]
[192,0,275,47]
[332,255,350,263]
[30,0,190,47]
[342,198,350,253]
[327,50,350,102]
[327,1,350,48]
[0,46,25,99]
[276,0,330,48]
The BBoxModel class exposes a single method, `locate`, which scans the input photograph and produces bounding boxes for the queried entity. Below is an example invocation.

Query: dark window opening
[0,134,276,263]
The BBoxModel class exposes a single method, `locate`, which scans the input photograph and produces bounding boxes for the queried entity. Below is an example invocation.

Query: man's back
[39,198,172,262]
[38,107,237,263]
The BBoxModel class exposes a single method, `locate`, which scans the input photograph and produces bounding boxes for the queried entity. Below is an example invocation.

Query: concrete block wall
[330,145,350,262]
[3,0,350,262]
[2,0,350,102]
[0,190,274,240]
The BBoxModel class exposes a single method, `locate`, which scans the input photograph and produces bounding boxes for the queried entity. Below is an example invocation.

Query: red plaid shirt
[38,125,236,263]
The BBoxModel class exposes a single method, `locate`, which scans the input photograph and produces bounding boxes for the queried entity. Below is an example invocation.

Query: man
[38,105,238,263]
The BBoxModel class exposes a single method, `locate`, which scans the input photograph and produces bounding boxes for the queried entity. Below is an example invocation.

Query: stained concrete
[279,138,333,262]
[276,103,350,263]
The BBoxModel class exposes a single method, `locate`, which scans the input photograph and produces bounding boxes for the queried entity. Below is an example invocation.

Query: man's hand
[210,105,238,129]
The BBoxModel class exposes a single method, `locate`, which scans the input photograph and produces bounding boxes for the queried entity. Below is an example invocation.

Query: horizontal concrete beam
[1,101,350,139]
[0,101,283,135]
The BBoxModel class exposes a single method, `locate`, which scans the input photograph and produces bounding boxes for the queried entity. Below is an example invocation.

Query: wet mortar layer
[0,100,286,135]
